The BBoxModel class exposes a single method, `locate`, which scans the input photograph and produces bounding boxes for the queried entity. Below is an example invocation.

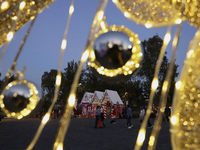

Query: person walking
[126,105,133,129]
[94,106,101,128]
[164,105,171,122]
[100,106,105,127]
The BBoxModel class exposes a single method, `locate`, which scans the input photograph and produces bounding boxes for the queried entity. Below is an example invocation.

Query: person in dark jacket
[126,105,133,129]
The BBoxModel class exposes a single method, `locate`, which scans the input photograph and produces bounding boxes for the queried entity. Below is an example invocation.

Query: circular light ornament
[0,80,42,119]
[167,0,200,29]
[113,0,184,28]
[88,25,143,83]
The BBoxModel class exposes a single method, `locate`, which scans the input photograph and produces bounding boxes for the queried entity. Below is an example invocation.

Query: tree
[41,69,58,109]
[135,35,179,105]
[59,60,85,104]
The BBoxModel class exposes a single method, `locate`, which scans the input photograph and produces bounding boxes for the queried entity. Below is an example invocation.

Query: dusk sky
[0,0,198,87]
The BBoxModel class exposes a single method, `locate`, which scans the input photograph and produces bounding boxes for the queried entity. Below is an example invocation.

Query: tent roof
[81,92,94,104]
[103,89,123,105]
[91,91,104,103]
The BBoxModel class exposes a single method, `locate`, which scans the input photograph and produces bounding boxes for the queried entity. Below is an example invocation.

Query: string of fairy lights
[0,0,200,150]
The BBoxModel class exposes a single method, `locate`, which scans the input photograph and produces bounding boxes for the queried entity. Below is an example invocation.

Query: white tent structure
[91,91,104,118]
[91,91,104,104]
[81,92,94,104]
[101,89,124,119]
[80,92,94,117]
[102,89,123,105]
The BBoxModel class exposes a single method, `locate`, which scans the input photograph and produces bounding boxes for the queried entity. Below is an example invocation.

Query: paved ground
[0,118,172,150]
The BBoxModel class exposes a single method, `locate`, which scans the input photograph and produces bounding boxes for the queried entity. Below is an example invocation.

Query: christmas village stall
[80,92,94,118]
[101,89,123,119]
[91,91,104,118]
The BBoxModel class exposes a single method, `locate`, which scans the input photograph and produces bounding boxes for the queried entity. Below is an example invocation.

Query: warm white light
[68,94,75,106]
[135,64,140,68]
[187,49,194,58]
[57,143,63,150]
[19,1,26,10]
[129,37,134,42]
[175,81,181,89]
[61,39,67,50]
[42,114,50,124]
[56,75,61,86]
[149,136,155,146]
[1,1,9,11]
[171,115,178,125]
[100,21,106,30]
[81,50,89,61]
[7,32,14,41]
[152,78,158,90]
[139,53,143,56]
[12,16,17,20]
[98,11,104,21]
[69,5,74,14]
[128,45,132,49]
[164,33,171,44]
[137,129,145,145]
[175,19,182,24]
[124,12,130,17]
[0,103,4,108]
[34,90,38,94]
[17,115,23,120]
[145,23,152,28]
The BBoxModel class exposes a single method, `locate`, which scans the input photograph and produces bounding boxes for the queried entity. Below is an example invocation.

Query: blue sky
[0,0,198,87]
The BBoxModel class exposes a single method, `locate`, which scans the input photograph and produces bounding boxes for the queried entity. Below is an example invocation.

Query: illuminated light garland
[112,0,184,28]
[134,27,172,150]
[0,0,198,149]
[0,79,40,119]
[0,14,37,120]
[88,25,142,78]
[27,1,75,150]
[171,29,200,150]
[53,1,108,149]
[148,23,183,150]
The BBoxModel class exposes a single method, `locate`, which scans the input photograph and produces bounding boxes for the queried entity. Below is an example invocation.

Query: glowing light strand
[134,26,172,150]
[148,22,183,150]
[26,1,75,150]
[53,1,108,150]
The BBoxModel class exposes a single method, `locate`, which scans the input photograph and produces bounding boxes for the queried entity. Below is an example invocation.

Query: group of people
[93,105,136,129]
[51,109,62,119]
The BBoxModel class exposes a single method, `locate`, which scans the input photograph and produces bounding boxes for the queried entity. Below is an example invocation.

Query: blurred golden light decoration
[0,0,56,46]
[112,0,184,28]
[88,25,143,83]
[168,0,200,29]
[171,30,200,150]
[0,0,200,150]
[0,79,41,119]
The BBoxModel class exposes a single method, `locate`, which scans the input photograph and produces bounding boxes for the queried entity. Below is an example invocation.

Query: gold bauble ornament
[113,0,184,28]
[167,0,200,29]
[88,25,142,83]
[0,0,56,46]
[0,79,42,119]
[171,30,200,150]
